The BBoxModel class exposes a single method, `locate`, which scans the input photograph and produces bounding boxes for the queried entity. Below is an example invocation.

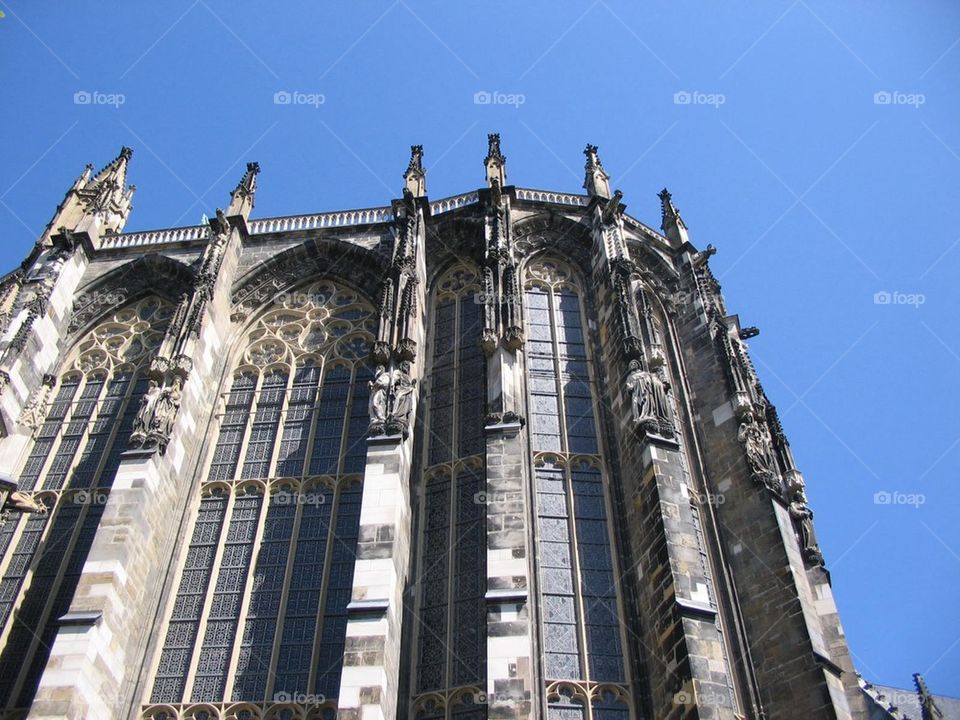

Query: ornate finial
[404,145,426,197]
[914,674,944,720]
[658,187,689,247]
[233,162,260,196]
[227,161,260,218]
[485,133,507,188]
[584,144,602,169]
[583,143,611,199]
[119,146,133,161]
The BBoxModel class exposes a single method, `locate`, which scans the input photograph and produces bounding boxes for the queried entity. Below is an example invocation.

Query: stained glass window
[144,280,373,717]
[525,258,632,718]
[0,296,172,713]
[412,265,487,717]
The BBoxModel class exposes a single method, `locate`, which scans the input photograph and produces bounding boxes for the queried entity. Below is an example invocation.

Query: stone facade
[0,136,889,720]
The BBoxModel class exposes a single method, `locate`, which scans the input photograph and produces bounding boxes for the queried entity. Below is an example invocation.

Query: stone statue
[368,363,417,438]
[368,365,391,434]
[390,363,416,427]
[131,379,161,441]
[151,376,183,445]
[738,412,778,488]
[788,487,823,566]
[626,360,675,439]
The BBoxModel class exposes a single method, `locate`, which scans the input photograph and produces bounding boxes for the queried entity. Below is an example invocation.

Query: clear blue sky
[1,0,958,696]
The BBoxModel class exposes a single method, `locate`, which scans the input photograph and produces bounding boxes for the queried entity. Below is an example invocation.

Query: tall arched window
[524,257,632,720]
[143,279,373,720]
[412,265,487,719]
[0,296,173,711]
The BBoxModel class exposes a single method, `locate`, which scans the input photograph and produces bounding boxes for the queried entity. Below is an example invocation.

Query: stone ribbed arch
[66,253,193,338]
[512,214,593,271]
[230,237,390,324]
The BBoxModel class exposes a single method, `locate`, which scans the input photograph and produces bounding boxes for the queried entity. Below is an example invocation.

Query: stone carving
[18,374,57,432]
[368,362,417,438]
[788,486,823,566]
[738,411,779,490]
[131,379,162,443]
[626,360,675,439]
[3,491,47,515]
[130,376,183,454]
[368,365,391,432]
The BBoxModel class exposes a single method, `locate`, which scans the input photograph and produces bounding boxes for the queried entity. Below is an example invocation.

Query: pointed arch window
[0,296,173,712]
[411,265,487,718]
[143,280,374,719]
[524,258,633,720]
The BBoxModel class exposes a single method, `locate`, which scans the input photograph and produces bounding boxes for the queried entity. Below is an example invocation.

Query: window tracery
[0,296,173,712]
[411,264,487,718]
[524,257,633,719]
[143,280,373,719]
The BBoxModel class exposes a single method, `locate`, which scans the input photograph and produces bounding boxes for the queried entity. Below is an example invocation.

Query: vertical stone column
[338,434,413,720]
[483,365,534,719]
[624,435,739,719]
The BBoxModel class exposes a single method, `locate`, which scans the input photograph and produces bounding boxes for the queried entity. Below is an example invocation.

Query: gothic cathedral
[0,136,944,720]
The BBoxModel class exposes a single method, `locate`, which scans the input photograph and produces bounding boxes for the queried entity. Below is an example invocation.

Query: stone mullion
[0,377,84,595]
[232,372,265,484]
[84,370,141,492]
[306,481,341,694]
[33,374,101,491]
[1,373,111,702]
[7,491,90,708]
[333,363,361,478]
[443,297,463,701]
[221,487,270,702]
[181,486,237,702]
[264,368,297,482]
[297,359,327,478]
[561,460,593,702]
[263,494,305,703]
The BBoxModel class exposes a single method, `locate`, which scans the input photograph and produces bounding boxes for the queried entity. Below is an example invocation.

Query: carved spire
[484,133,507,188]
[227,161,260,219]
[89,146,133,192]
[658,187,690,248]
[914,674,944,720]
[76,146,136,235]
[583,143,611,199]
[403,145,426,198]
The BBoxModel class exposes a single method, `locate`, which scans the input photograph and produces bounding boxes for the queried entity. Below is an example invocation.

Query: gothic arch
[230,237,390,324]
[142,277,375,715]
[0,294,174,712]
[513,213,593,272]
[67,254,193,338]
